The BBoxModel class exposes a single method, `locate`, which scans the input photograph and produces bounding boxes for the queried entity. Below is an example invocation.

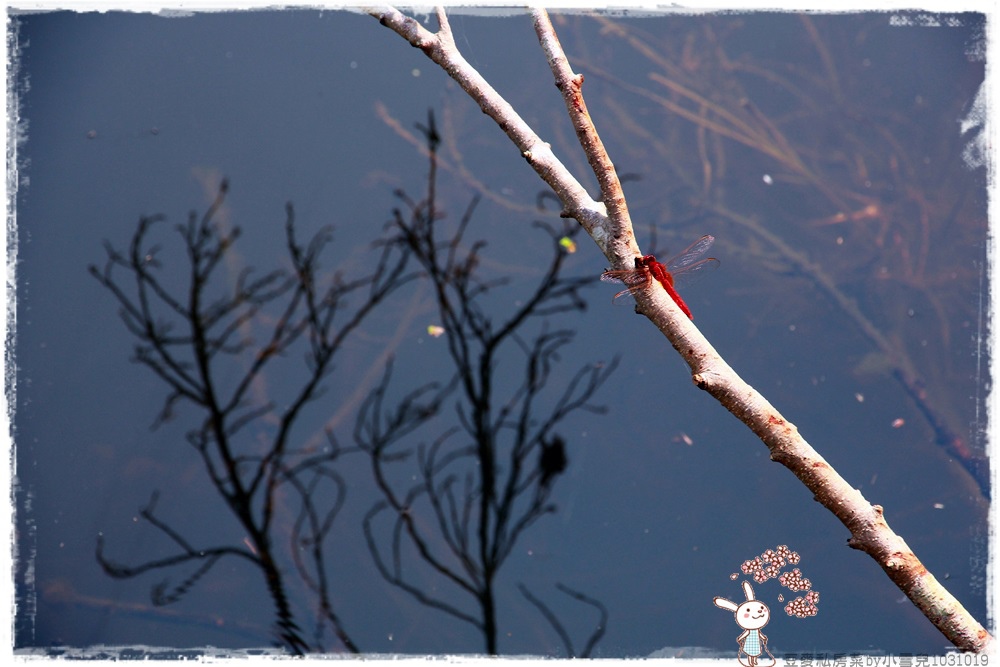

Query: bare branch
[370,6,992,652]
[366,6,613,252]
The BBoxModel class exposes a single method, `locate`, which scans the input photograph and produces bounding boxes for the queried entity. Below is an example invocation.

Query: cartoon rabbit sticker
[713,581,776,667]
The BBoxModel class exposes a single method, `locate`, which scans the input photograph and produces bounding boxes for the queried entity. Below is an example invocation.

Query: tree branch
[366,6,618,256]
[369,6,992,652]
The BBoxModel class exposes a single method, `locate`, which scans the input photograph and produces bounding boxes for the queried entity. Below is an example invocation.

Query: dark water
[10,8,989,658]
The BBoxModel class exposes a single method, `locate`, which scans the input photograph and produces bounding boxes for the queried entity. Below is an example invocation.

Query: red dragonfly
[601,235,719,319]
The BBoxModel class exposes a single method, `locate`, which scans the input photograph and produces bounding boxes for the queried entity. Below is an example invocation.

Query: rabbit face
[735,600,769,630]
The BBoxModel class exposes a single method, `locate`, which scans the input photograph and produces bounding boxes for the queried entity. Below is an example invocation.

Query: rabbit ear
[742,581,755,601]
[714,596,738,612]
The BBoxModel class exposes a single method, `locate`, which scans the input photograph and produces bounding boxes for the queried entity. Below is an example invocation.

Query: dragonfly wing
[602,267,652,306]
[667,235,715,272]
[671,257,720,286]
[601,269,650,287]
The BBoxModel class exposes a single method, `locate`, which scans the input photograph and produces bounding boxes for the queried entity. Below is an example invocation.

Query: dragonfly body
[601,235,718,320]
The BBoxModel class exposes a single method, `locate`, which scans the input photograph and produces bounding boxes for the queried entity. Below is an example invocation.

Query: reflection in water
[89,179,416,654]
[86,118,616,656]
[357,118,613,656]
